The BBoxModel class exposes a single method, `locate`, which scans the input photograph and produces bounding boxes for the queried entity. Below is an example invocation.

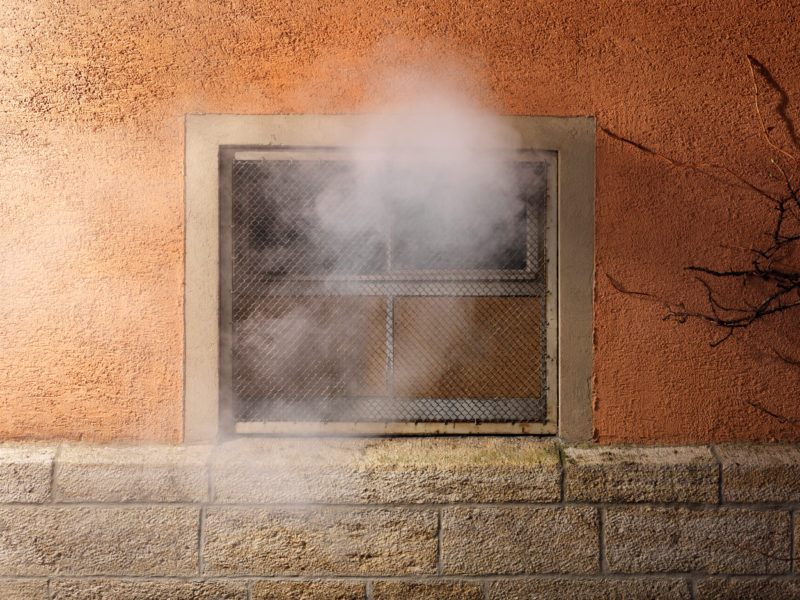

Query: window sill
[4,438,800,505]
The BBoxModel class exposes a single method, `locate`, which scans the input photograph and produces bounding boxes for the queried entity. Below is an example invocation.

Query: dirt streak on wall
[0,0,799,442]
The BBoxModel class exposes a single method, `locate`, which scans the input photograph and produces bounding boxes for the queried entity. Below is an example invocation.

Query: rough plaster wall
[0,0,798,442]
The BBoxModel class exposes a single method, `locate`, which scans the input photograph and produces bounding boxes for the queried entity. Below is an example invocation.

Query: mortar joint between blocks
[791,509,796,575]
[709,444,723,504]
[198,506,206,576]
[598,505,608,574]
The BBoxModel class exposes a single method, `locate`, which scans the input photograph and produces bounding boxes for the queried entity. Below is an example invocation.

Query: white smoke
[234,78,544,424]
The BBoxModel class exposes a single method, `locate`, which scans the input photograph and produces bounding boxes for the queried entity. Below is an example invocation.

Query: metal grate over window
[221,148,553,430]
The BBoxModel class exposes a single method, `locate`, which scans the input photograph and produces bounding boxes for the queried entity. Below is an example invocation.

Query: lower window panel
[232,295,547,424]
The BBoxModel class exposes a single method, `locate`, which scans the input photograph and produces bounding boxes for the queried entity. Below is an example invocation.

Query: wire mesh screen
[227,152,550,424]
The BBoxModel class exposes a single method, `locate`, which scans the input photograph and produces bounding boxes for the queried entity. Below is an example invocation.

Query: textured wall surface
[2,438,800,599]
[0,1,798,441]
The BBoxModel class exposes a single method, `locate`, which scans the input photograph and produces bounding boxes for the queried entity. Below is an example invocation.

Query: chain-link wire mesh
[229,154,549,424]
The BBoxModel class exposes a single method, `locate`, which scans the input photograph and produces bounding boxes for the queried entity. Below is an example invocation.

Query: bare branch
[746,55,800,172]
[773,347,800,368]
[731,541,794,561]
[603,56,800,348]
[744,399,800,425]
[605,273,665,303]
[602,127,779,203]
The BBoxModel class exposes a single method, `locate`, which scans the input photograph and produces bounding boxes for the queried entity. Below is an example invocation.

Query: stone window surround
[184,115,594,441]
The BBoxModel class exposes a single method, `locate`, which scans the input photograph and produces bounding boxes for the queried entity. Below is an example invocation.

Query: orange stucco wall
[1,0,798,442]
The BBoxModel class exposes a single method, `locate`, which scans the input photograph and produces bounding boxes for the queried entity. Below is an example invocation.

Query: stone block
[373,581,483,600]
[0,443,57,502]
[441,506,599,574]
[564,445,717,503]
[56,443,211,502]
[489,577,690,599]
[696,577,800,599]
[717,444,800,503]
[50,580,247,600]
[211,438,365,504]
[0,506,199,576]
[203,507,437,575]
[252,581,365,600]
[605,507,791,574]
[0,580,48,600]
[212,437,561,504]
[360,437,561,503]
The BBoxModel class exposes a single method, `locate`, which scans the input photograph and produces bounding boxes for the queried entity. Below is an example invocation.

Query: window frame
[184,114,594,441]
[221,147,555,434]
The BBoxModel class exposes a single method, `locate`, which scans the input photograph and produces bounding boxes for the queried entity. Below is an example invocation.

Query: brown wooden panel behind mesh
[393,297,544,399]
[233,296,388,420]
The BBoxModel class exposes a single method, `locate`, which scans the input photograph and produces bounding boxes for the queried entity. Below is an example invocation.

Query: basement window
[184,115,594,440]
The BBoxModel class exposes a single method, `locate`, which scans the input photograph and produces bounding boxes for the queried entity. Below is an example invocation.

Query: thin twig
[602,126,779,203]
[744,399,800,425]
[773,347,800,368]
[731,541,794,561]
[605,273,663,301]
[746,55,800,172]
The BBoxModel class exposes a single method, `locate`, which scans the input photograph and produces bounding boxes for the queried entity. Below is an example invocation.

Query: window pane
[392,296,545,401]
[227,153,549,425]
[232,296,388,422]
[389,160,545,271]
[232,159,386,276]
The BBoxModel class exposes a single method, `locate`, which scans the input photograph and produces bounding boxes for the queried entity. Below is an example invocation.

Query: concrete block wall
[1,439,799,599]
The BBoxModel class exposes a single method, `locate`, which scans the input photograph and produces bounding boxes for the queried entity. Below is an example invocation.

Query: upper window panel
[231,155,546,277]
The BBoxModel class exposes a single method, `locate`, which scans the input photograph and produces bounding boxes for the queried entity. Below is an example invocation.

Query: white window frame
[184,115,594,441]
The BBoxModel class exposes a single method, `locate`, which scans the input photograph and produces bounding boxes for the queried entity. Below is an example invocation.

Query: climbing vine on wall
[605,56,800,353]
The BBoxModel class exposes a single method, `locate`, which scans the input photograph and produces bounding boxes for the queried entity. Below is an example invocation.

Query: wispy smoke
[234,78,545,424]
[334,90,526,270]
